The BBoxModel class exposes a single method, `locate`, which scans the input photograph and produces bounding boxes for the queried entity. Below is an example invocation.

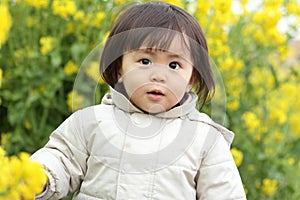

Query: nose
[150,69,166,82]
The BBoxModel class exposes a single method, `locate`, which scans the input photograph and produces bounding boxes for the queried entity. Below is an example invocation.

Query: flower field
[0,0,300,199]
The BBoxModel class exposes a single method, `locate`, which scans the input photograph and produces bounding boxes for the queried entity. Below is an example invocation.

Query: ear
[186,74,196,92]
[117,71,123,82]
[116,57,123,82]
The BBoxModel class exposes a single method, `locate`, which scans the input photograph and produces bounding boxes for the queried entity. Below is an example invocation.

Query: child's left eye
[169,62,180,70]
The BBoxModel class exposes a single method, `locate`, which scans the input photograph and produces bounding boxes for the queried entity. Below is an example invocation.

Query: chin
[143,105,171,114]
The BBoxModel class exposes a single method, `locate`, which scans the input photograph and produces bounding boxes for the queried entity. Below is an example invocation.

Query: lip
[147,89,164,101]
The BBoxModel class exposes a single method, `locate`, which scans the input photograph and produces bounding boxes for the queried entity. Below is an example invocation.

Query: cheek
[166,73,190,98]
[167,86,187,105]
[121,69,148,97]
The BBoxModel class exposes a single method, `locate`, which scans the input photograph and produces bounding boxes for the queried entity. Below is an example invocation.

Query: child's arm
[31,110,88,199]
[195,131,246,200]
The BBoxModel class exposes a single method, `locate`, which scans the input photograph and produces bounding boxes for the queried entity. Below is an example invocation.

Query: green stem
[29,108,38,134]
[268,63,280,88]
[39,107,49,134]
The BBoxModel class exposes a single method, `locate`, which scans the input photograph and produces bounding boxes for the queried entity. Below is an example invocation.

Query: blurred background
[0,0,300,199]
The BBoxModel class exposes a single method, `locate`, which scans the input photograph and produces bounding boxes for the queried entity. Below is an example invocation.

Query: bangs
[124,27,191,56]
[100,27,192,75]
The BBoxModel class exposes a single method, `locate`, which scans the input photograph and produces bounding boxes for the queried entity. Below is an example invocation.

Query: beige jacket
[31,88,246,200]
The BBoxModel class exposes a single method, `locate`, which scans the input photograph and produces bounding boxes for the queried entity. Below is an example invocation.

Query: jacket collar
[101,87,234,145]
[101,87,198,118]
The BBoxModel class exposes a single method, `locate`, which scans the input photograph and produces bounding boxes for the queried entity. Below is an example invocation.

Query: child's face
[118,37,194,113]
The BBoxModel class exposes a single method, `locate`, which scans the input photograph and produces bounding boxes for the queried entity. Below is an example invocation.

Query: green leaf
[71,43,88,61]
[51,52,62,67]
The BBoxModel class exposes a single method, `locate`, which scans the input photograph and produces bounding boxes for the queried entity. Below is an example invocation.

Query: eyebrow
[135,48,186,60]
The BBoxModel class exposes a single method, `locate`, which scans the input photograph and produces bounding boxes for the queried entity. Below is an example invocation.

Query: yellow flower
[288,158,295,165]
[242,111,261,132]
[162,0,185,9]
[265,147,277,157]
[25,0,49,9]
[0,147,47,199]
[35,84,46,94]
[91,12,105,28]
[80,12,92,29]
[213,0,232,13]
[196,0,211,14]
[227,100,239,111]
[251,7,286,46]
[261,178,278,196]
[1,133,9,146]
[249,66,275,93]
[26,16,36,27]
[274,131,284,141]
[219,57,234,72]
[85,61,105,84]
[253,8,282,30]
[74,10,85,21]
[52,0,77,19]
[0,3,12,47]
[101,32,109,45]
[281,82,298,97]
[266,27,286,45]
[39,36,55,55]
[286,0,300,15]
[67,90,84,111]
[230,148,243,167]
[209,24,228,42]
[24,120,32,130]
[0,146,5,157]
[289,113,300,137]
[19,153,48,199]
[66,22,75,34]
[113,0,126,4]
[241,23,256,37]
[208,39,230,57]
[264,0,284,9]
[64,60,78,76]
[252,28,265,44]
[267,107,287,125]
[226,77,243,97]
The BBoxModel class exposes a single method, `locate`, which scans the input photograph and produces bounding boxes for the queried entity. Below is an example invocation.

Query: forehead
[127,34,193,63]
[163,34,191,60]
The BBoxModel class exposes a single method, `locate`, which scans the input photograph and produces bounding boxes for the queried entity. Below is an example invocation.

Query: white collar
[101,87,234,145]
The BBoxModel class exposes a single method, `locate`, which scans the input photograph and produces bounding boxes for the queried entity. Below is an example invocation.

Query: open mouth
[147,90,164,96]
[147,89,164,100]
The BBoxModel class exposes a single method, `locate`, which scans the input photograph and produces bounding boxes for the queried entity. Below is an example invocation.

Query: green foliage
[1,0,300,199]
[0,0,115,154]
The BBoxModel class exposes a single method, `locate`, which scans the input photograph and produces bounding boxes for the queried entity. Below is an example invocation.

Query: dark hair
[100,1,215,109]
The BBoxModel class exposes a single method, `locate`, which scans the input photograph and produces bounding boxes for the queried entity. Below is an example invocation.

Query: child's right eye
[139,58,152,66]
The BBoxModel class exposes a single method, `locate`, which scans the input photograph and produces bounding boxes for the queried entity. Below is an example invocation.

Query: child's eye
[169,62,180,70]
[139,58,152,66]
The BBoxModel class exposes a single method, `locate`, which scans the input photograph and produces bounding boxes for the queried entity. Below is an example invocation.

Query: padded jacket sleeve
[31,110,88,200]
[195,131,246,200]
